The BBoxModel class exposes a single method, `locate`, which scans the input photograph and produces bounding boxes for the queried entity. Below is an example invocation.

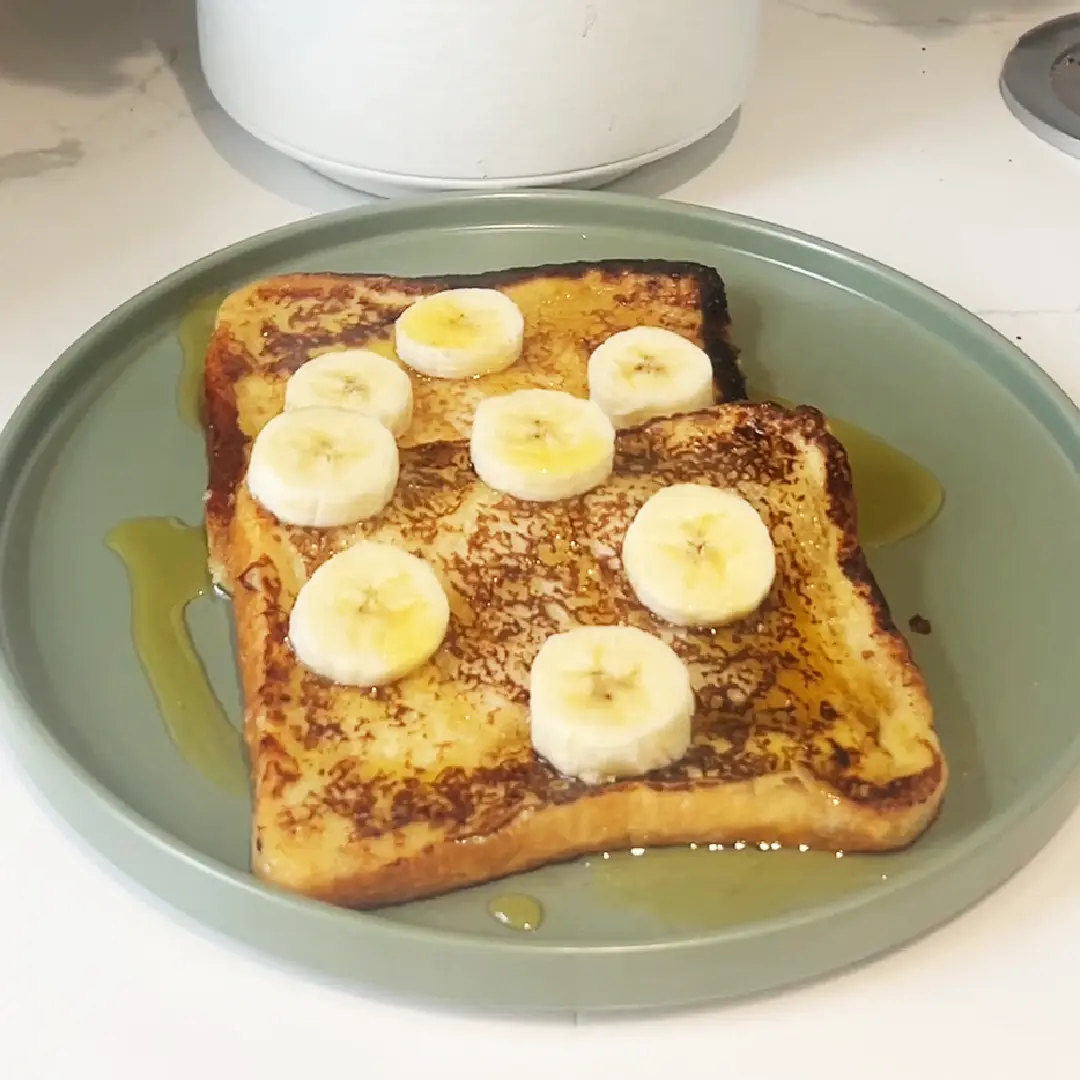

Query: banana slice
[470,388,616,502]
[289,541,450,687]
[246,406,399,527]
[394,288,525,379]
[622,483,776,627]
[529,625,694,783]
[285,350,413,437]
[588,326,716,429]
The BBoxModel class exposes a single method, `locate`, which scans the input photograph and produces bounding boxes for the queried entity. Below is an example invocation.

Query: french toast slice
[203,261,945,909]
[204,258,742,581]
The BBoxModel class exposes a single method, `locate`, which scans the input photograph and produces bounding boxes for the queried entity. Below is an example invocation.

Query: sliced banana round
[394,288,525,379]
[246,406,399,528]
[622,483,777,628]
[588,326,716,429]
[289,541,450,687]
[285,349,413,437]
[529,625,694,783]
[470,388,616,502]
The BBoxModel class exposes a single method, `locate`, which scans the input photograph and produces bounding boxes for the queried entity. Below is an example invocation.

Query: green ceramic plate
[3,191,1080,1014]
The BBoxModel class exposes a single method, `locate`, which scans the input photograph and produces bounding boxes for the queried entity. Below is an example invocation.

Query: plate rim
[3,189,1080,1011]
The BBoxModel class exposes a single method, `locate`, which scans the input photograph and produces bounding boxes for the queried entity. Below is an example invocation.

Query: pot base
[229,112,740,199]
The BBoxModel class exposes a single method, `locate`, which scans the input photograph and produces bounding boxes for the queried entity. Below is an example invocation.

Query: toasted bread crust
[204,261,945,909]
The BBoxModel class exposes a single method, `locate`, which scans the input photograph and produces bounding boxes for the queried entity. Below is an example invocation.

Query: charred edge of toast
[203,332,245,566]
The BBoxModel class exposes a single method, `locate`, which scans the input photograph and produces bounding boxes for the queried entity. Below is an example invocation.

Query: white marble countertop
[3,1,1080,1076]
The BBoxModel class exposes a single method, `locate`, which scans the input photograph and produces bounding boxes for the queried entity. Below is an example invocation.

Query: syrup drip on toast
[105,517,248,796]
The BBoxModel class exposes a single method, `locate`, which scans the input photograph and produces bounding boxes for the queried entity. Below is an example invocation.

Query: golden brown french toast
[203,260,944,909]
[204,258,742,576]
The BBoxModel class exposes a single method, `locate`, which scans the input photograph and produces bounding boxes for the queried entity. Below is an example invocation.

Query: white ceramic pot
[196,0,762,196]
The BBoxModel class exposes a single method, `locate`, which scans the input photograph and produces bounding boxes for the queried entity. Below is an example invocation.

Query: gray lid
[1000,13,1080,158]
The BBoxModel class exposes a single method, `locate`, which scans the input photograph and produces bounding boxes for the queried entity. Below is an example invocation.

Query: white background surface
[3,1,1080,1076]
